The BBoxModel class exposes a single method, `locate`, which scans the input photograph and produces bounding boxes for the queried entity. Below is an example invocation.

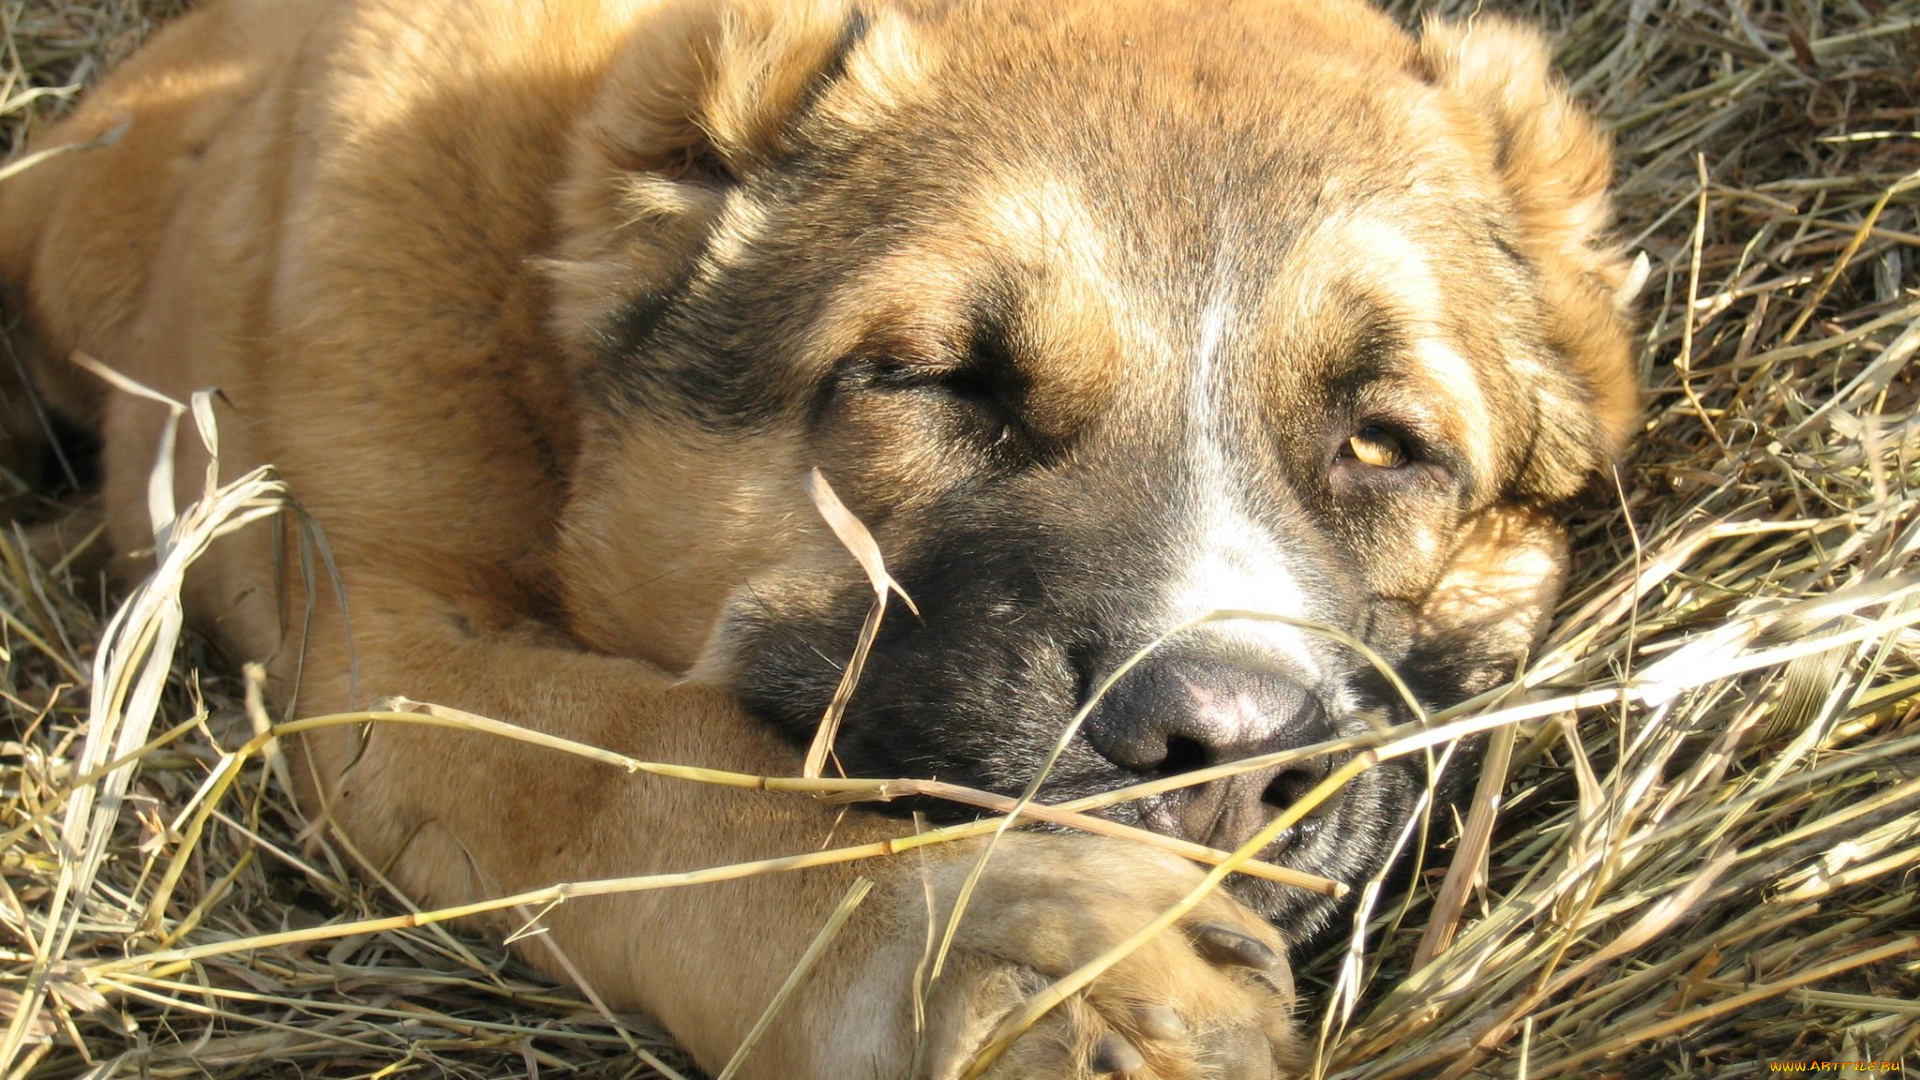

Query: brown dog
[0,0,1638,1075]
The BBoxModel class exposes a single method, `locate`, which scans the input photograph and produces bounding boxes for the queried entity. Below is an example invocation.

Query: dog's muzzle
[1081,645,1344,853]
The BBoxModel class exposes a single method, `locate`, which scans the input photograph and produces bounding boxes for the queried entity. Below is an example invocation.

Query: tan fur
[0,0,1635,1076]
[1419,14,1641,468]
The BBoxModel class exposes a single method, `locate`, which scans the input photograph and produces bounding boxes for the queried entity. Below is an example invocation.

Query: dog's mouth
[1133,763,1352,861]
[731,554,1423,933]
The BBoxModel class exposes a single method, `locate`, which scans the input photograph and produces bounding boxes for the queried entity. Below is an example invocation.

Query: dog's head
[549,0,1639,937]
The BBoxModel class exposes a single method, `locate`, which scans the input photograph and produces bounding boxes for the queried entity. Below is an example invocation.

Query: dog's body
[1,0,1637,1076]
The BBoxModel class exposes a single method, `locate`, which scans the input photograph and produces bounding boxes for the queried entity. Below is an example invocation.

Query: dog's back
[0,0,639,642]
[2,1,286,418]
[1,0,319,512]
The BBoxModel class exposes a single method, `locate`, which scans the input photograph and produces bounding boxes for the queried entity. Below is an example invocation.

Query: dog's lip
[1246,786,1344,860]
[1121,782,1350,858]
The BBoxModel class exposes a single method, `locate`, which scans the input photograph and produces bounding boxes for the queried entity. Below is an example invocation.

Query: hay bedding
[2,0,1917,1076]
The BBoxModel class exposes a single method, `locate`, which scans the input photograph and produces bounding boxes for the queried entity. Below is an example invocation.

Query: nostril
[1161,735,1208,775]
[1067,643,1101,707]
[1079,651,1340,787]
[1260,765,1329,812]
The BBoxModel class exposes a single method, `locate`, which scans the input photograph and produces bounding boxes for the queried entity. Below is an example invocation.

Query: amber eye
[1347,426,1406,469]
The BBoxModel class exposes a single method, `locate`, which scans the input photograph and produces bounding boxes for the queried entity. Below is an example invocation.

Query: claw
[1210,1026,1278,1080]
[1090,1033,1146,1075]
[1191,923,1280,972]
[1132,1005,1186,1042]
[1256,961,1296,1003]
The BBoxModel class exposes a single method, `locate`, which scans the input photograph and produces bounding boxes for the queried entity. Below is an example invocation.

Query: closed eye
[939,366,1010,418]
[839,355,1026,446]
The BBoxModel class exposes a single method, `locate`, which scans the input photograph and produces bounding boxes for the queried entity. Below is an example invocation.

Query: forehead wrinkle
[969,174,1170,392]
[1411,339,1491,445]
[975,175,1113,278]
[806,248,975,368]
[1291,212,1443,316]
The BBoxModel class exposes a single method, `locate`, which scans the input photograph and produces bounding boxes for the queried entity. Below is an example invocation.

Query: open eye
[1344,425,1407,469]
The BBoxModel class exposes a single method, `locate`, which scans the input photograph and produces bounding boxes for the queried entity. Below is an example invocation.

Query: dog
[0,0,1639,1075]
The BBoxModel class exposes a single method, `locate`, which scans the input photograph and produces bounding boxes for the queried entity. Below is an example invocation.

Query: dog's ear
[546,0,924,350]
[1419,16,1641,496]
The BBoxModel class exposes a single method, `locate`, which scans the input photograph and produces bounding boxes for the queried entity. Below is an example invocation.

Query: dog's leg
[279,596,1304,1080]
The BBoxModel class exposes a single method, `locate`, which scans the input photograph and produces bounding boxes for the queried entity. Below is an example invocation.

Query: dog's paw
[912,835,1304,1080]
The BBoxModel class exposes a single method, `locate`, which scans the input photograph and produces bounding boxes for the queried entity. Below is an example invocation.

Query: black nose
[1081,648,1338,849]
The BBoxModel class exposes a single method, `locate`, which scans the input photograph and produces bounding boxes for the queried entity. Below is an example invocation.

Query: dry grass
[4,0,1919,1077]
